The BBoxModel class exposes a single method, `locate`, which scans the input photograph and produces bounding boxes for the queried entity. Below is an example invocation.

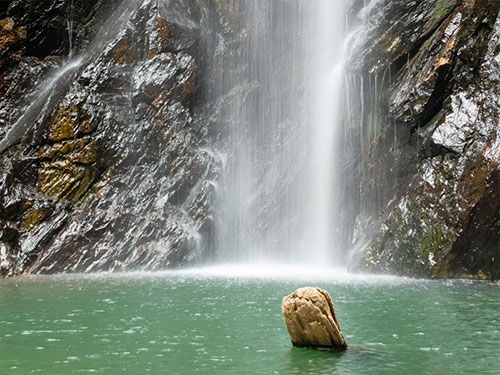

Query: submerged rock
[282,287,348,351]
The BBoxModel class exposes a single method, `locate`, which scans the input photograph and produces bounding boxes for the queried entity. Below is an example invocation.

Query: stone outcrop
[6,0,123,57]
[282,287,348,350]
[344,0,500,280]
[0,0,224,276]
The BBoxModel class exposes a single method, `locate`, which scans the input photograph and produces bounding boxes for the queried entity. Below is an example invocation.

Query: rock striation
[282,287,348,350]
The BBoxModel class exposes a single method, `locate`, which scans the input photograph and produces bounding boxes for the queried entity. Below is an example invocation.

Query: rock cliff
[345,0,500,280]
[0,0,224,276]
[0,0,498,280]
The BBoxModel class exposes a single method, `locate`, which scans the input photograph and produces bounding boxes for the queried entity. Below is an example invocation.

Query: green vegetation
[21,207,52,230]
[426,0,457,33]
[420,222,445,261]
[367,196,451,277]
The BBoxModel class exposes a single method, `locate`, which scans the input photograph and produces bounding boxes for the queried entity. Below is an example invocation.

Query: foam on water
[5,264,416,285]
[165,264,410,283]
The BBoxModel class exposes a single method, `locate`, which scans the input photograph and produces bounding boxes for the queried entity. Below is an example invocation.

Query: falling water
[214,0,347,266]
[0,0,371,271]
[342,0,390,258]
[0,58,83,154]
[307,1,346,264]
[66,0,75,57]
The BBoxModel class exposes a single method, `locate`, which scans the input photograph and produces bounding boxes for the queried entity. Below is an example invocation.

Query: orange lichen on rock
[148,18,170,59]
[112,37,135,64]
[181,71,196,102]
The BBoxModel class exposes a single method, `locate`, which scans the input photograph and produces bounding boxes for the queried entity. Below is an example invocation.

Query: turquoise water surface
[0,265,499,374]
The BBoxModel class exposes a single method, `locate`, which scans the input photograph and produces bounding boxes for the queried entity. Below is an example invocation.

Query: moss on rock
[425,0,457,33]
[37,161,97,202]
[47,106,77,141]
[37,128,98,202]
[21,206,53,230]
[363,196,452,277]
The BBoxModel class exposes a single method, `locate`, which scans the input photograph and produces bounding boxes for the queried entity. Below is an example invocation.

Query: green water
[0,266,499,374]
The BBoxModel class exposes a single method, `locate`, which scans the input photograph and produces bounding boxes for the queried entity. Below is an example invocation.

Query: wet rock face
[6,0,124,57]
[1,0,498,280]
[0,0,123,130]
[349,0,460,75]
[433,171,500,280]
[0,17,26,72]
[346,0,500,279]
[0,0,223,276]
[282,287,347,350]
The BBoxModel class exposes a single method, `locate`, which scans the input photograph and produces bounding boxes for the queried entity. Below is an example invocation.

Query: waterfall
[0,58,82,154]
[342,0,389,259]
[66,0,75,57]
[214,0,347,266]
[0,0,375,274]
[308,1,346,264]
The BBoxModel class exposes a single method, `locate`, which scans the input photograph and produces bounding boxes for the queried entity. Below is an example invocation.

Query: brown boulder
[282,287,348,350]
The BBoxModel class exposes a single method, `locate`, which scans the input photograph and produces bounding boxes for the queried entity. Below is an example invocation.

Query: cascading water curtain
[214,0,347,266]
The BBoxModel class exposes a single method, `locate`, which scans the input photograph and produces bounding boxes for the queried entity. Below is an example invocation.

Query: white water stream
[308,1,346,264]
[215,0,347,266]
